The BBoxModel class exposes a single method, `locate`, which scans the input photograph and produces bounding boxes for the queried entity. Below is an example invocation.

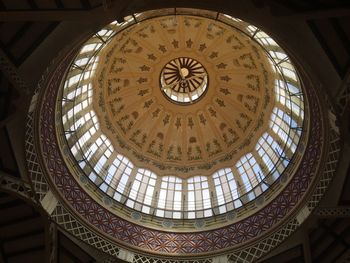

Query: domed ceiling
[93,16,275,178]
[25,8,340,262]
[58,12,306,221]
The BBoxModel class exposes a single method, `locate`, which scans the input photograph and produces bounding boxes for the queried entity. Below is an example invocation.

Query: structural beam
[291,8,350,20]
[314,206,350,218]
[302,232,312,263]
[0,5,123,22]
[0,240,7,263]
[5,245,45,258]
[45,222,58,263]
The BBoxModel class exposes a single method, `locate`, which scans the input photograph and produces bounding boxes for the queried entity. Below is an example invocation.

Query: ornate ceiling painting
[26,8,339,262]
[92,16,276,179]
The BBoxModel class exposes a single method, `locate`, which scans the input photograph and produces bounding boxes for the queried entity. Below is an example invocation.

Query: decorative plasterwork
[30,24,332,257]
[92,16,275,178]
[23,8,342,262]
[59,13,306,220]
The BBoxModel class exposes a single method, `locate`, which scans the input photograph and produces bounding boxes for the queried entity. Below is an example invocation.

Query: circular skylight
[60,12,304,220]
[160,57,208,104]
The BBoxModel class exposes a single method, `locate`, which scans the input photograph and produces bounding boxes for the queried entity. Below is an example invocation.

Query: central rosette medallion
[160,57,208,104]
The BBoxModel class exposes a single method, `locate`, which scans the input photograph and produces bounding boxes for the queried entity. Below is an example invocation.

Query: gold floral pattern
[92,16,275,178]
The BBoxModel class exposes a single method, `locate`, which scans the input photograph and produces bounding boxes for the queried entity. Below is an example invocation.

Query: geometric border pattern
[25,53,123,259]
[25,13,341,262]
[38,48,320,254]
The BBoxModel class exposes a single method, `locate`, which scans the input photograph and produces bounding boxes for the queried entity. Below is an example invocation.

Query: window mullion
[122,167,138,204]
